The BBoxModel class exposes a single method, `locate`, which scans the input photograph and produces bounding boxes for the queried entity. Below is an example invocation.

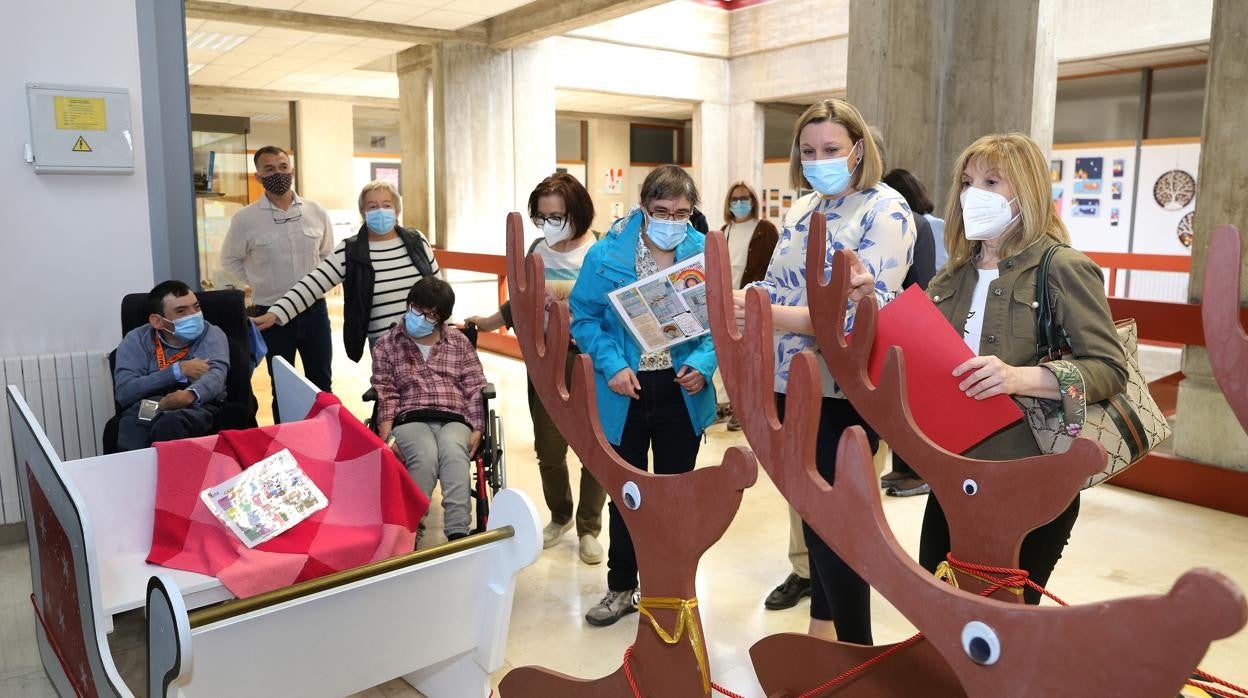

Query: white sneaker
[585,588,638,626]
[542,520,572,549]
[579,534,604,565]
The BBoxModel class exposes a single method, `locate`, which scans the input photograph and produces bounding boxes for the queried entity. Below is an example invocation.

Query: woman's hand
[469,430,483,455]
[466,313,504,332]
[251,312,277,331]
[608,367,641,399]
[842,249,876,303]
[732,290,747,331]
[953,355,1021,400]
[674,366,705,394]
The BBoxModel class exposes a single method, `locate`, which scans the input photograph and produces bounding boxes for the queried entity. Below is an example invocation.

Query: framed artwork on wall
[371,162,400,191]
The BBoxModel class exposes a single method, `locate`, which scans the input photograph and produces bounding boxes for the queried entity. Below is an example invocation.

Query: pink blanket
[147,392,430,597]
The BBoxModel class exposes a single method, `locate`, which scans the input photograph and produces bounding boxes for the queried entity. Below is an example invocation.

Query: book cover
[200,448,328,548]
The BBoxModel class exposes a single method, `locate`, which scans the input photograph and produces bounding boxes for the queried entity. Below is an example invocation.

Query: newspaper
[200,448,328,548]
[609,254,711,353]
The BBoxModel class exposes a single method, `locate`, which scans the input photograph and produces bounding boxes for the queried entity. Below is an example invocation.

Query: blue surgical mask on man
[404,309,436,338]
[365,208,396,235]
[162,312,205,342]
[729,200,753,219]
[801,141,861,196]
[645,215,688,251]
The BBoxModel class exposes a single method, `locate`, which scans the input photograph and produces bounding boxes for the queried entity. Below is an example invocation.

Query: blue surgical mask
[163,312,204,342]
[645,216,688,251]
[365,208,396,235]
[802,141,861,196]
[404,309,436,338]
[729,200,753,219]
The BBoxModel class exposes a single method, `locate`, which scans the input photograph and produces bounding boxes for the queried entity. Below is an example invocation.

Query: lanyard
[153,330,191,370]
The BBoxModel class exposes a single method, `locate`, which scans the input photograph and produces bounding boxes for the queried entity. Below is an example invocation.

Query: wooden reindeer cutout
[704,226,1247,697]
[499,212,759,697]
[1202,224,1248,432]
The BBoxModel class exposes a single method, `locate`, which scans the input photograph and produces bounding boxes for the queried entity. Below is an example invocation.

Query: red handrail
[436,249,520,359]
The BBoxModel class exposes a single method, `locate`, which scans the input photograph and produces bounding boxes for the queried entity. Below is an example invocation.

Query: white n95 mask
[960,187,1020,241]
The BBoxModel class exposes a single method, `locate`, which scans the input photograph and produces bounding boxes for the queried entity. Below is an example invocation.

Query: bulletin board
[25,83,135,175]
[1133,142,1200,254]
[1051,145,1136,253]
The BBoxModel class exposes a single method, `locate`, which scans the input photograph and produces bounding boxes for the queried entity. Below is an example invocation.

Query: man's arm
[113,330,178,409]
[186,326,230,404]
[220,213,250,283]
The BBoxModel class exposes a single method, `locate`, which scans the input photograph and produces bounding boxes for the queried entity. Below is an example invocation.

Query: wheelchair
[361,323,506,534]
[102,289,260,454]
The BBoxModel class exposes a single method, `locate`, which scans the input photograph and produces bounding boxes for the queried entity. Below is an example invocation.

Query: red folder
[866,285,1023,454]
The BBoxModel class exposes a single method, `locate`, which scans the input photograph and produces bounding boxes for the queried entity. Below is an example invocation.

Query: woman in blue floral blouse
[734,98,915,645]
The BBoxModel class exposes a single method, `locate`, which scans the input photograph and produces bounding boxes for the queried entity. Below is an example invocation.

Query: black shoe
[764,573,811,610]
[447,532,468,541]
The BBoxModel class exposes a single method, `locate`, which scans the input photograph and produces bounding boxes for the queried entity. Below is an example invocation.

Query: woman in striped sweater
[252,180,439,363]
[467,173,606,565]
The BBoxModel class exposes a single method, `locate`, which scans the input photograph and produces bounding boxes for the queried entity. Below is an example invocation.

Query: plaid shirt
[371,324,487,431]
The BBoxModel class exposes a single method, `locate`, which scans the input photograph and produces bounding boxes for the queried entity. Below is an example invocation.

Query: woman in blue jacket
[569,165,718,627]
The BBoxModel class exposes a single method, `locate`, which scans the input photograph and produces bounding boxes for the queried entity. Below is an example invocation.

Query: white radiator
[1,351,114,524]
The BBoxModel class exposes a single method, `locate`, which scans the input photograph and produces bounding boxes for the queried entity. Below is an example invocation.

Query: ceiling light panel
[186,31,250,52]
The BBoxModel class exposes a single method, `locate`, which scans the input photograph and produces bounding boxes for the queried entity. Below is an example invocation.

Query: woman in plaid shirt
[372,277,487,542]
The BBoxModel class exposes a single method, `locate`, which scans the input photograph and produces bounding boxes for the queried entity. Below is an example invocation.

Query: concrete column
[1173,0,1248,470]
[694,101,731,230]
[398,46,435,238]
[846,0,1058,208]
[433,40,555,253]
[729,101,765,199]
[293,99,355,211]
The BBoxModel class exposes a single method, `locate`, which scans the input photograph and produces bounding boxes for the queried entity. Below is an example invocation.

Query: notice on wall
[609,254,709,353]
[603,167,624,194]
[53,96,107,131]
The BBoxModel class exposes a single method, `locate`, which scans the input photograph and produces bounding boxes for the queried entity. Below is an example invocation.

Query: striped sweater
[270,235,441,337]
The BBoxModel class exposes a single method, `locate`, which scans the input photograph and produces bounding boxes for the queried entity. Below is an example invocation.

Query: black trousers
[777,393,877,645]
[116,401,218,452]
[918,492,1081,605]
[607,368,701,592]
[257,298,333,422]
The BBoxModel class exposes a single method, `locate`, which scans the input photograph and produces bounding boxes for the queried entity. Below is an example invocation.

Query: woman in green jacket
[919,133,1128,603]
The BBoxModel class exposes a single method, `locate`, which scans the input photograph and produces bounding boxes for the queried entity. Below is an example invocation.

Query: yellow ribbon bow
[637,596,710,694]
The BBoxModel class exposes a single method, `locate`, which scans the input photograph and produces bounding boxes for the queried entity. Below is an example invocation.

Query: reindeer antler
[501,212,758,698]
[705,230,1247,696]
[1202,224,1248,432]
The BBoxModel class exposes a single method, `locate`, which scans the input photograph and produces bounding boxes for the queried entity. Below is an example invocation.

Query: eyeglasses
[532,214,567,228]
[647,208,692,222]
[269,201,303,224]
[729,197,751,204]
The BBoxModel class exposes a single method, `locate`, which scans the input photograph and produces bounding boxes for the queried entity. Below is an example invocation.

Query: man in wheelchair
[372,277,487,542]
[113,280,230,451]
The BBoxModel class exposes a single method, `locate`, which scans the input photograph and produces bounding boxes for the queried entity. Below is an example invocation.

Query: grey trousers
[392,420,472,538]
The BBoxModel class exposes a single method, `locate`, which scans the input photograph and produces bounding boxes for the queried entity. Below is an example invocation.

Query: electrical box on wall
[24,82,135,175]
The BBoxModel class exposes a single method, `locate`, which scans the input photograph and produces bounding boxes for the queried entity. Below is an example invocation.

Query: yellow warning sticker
[54,96,108,131]
[72,136,93,153]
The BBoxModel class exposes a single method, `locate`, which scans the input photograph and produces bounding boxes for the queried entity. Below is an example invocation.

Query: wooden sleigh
[9,356,541,697]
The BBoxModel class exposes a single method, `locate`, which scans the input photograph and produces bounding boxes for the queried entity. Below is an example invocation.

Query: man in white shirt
[221,145,334,420]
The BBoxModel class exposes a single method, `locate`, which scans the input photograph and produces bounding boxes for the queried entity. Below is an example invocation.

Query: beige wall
[586,118,631,232]
[294,99,356,211]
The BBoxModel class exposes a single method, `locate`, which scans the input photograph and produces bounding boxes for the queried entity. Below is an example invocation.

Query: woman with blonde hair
[736,98,915,644]
[920,132,1127,603]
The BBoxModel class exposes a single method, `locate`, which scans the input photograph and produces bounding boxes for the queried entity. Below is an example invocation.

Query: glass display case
[191,114,251,295]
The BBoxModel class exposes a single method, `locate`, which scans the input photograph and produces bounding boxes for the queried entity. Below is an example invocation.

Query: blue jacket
[113,324,230,410]
[569,209,718,445]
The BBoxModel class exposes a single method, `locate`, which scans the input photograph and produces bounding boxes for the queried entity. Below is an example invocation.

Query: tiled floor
[3,292,1245,696]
